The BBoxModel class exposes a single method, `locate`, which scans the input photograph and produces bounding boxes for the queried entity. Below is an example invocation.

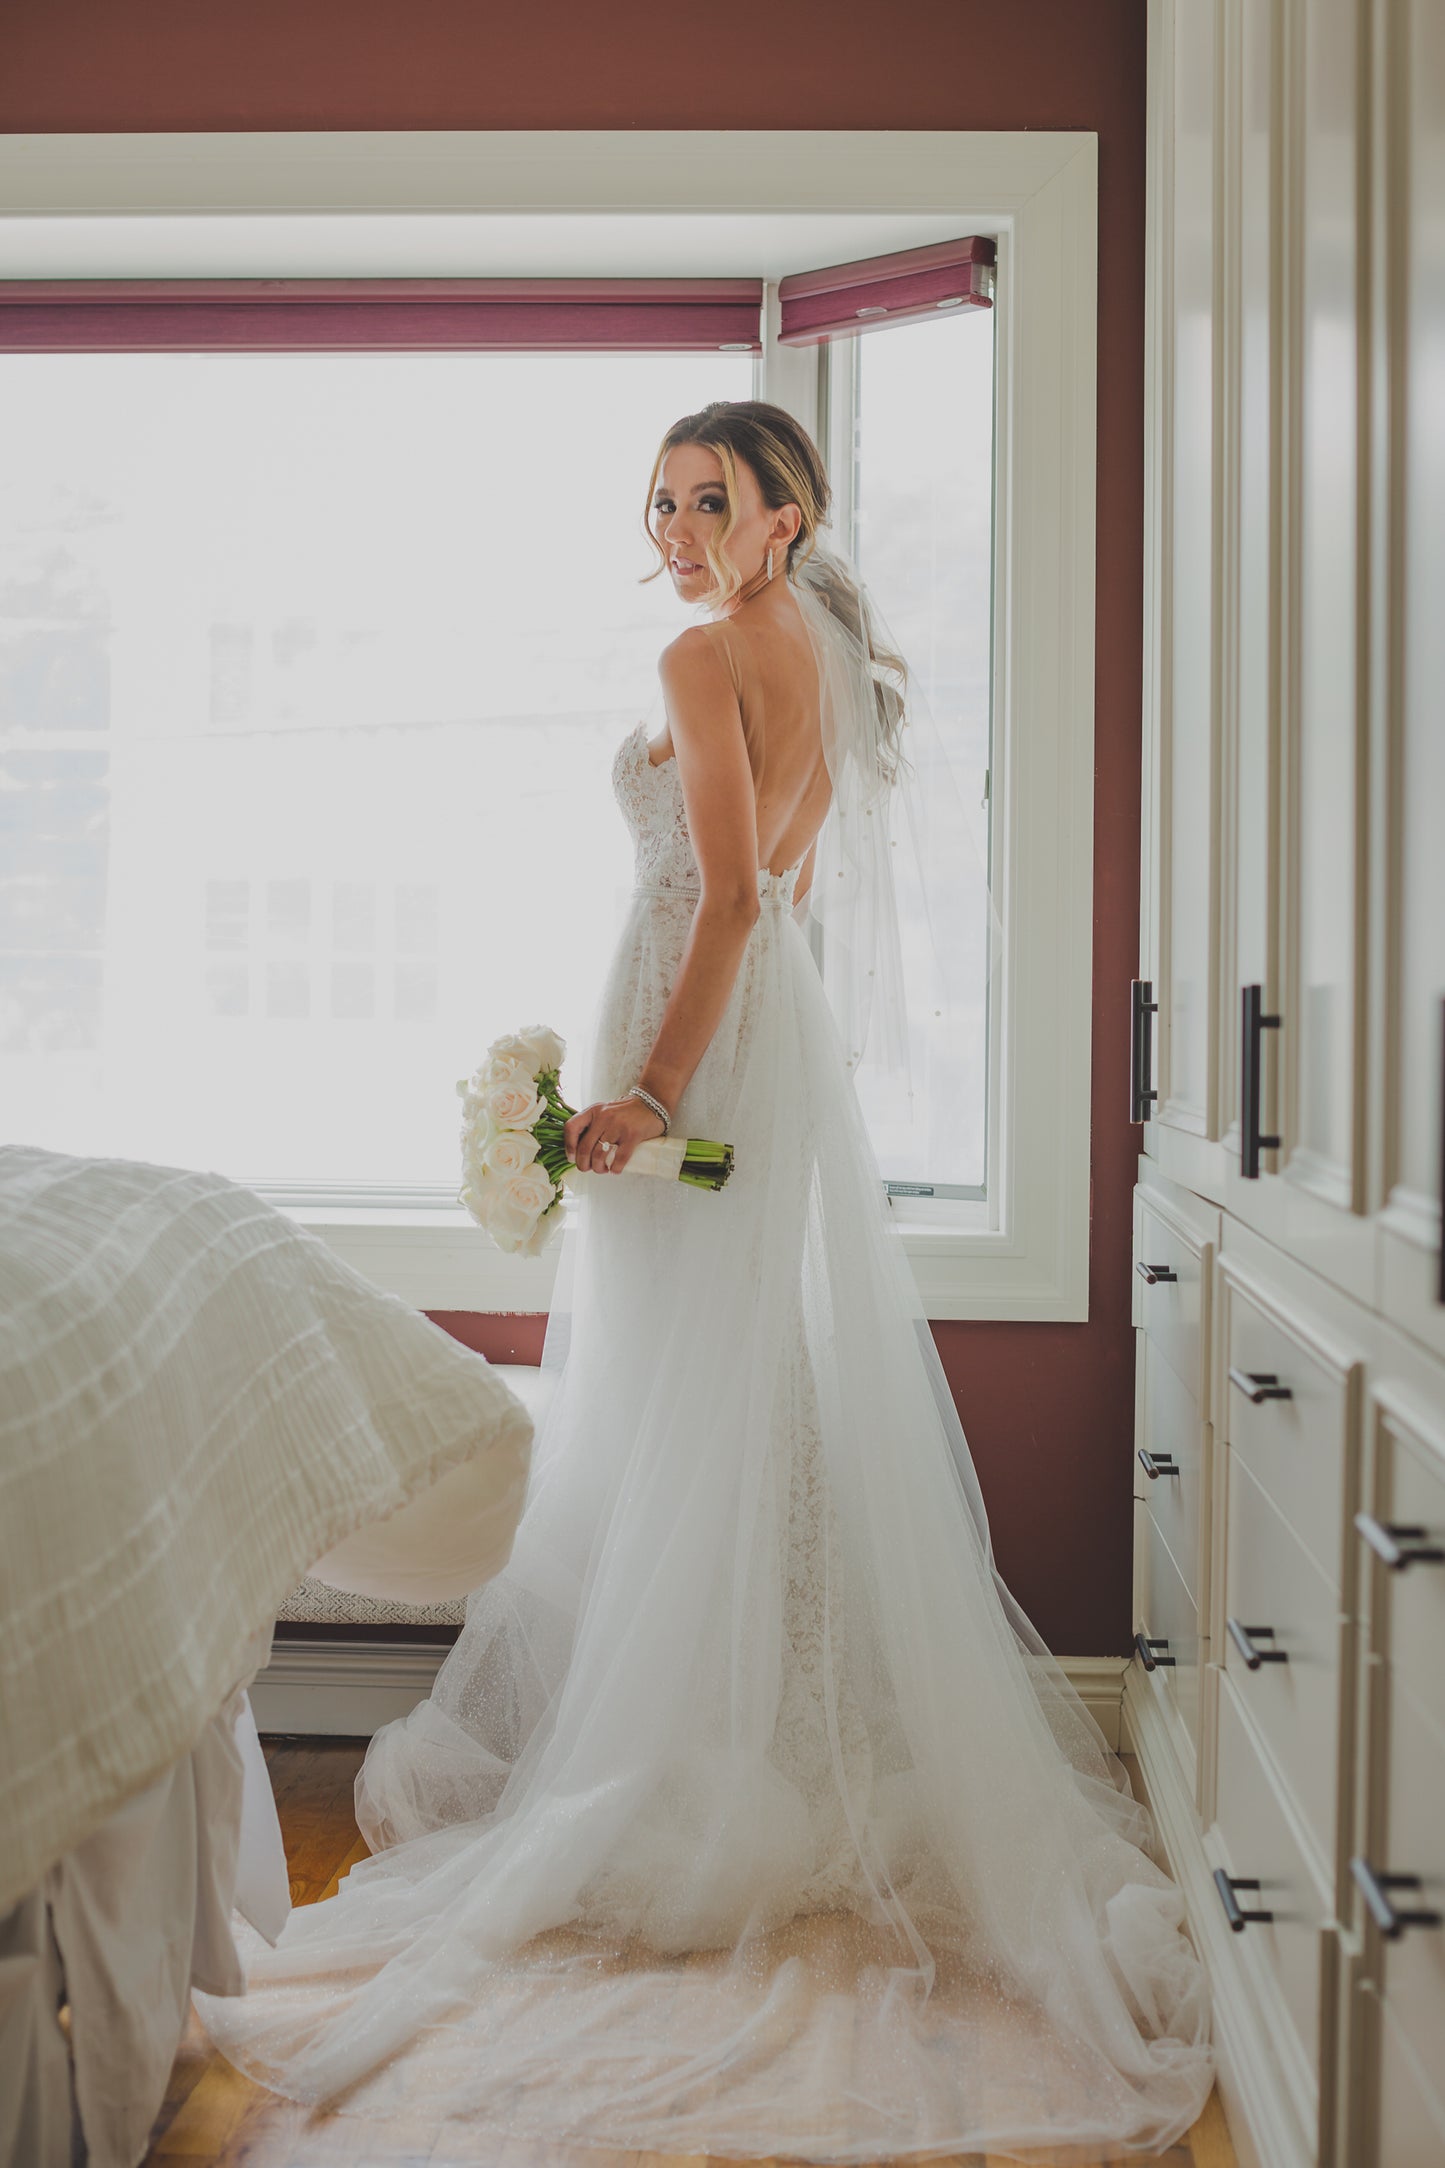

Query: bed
[0,1144,535,2168]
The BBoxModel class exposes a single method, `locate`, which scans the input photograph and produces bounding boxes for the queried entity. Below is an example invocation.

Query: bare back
[650,591,832,880]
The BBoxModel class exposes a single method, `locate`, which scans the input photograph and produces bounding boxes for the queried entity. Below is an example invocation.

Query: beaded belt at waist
[631,878,795,909]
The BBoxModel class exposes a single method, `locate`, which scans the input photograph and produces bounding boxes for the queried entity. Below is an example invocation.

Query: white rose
[481,1127,541,1178]
[484,1078,545,1131]
[461,1145,491,1194]
[481,1032,536,1081]
[516,1209,562,1258]
[513,1023,567,1076]
[479,1050,530,1088]
[460,1104,498,1163]
[487,1165,557,1250]
[458,1179,492,1225]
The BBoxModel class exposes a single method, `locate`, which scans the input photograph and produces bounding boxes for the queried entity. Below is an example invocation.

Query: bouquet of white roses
[457,1024,735,1257]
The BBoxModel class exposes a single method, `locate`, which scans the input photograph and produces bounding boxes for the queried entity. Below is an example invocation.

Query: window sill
[277,1197,1084,1324]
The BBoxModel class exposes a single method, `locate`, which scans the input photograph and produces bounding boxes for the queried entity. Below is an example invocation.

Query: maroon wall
[4,0,1147,1655]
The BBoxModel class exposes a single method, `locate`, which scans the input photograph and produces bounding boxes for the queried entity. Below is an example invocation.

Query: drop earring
[767,546,775,581]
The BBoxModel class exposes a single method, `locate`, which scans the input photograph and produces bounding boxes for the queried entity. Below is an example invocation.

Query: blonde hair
[640,398,910,783]
[640,398,826,609]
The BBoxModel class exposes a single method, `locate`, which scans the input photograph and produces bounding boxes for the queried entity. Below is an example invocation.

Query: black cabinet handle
[1240,984,1282,1178]
[1228,1366,1294,1404]
[1137,1448,1180,1480]
[1130,979,1159,1124]
[1214,1868,1274,1931]
[1135,1631,1176,1671]
[1226,1617,1289,1670]
[1136,1259,1179,1285]
[1354,1513,1445,1571]
[1350,1856,1443,1940]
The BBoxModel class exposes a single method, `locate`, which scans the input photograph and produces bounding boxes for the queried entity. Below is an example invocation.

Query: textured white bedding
[0,1144,534,1915]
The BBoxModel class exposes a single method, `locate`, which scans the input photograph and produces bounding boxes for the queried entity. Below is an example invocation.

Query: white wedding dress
[194,668,1215,2161]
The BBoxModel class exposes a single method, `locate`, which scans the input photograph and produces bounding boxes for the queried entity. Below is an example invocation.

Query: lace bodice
[611,722,800,909]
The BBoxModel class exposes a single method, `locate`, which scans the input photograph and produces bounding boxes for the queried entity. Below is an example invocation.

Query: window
[0,262,995,1203]
[0,344,751,1185]
[816,290,996,1197]
[1,132,1098,1318]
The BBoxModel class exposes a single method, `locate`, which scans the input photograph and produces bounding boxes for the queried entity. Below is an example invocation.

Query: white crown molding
[0,128,1097,219]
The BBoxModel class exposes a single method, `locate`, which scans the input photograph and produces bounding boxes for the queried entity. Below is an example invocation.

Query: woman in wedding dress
[195,399,1214,2163]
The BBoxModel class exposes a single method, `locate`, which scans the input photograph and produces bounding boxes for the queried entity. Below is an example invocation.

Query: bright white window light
[1,331,993,1201]
[0,350,749,1189]
[847,303,997,1195]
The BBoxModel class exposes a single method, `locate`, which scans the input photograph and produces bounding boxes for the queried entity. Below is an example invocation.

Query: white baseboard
[251,1639,1131,1742]
[1057,1654,1130,1749]
[250,1637,453,1735]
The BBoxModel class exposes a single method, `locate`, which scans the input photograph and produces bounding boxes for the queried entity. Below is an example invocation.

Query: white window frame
[1,127,1098,1321]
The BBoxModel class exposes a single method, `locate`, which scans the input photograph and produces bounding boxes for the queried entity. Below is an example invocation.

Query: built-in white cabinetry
[1160,0,1220,1142]
[1227,0,1281,1165]
[1132,6,1445,2166]
[1345,1382,1445,2167]
[1378,0,1445,1369]
[1288,0,1366,1226]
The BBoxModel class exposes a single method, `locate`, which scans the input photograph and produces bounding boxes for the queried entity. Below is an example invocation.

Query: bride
[195,399,1215,2161]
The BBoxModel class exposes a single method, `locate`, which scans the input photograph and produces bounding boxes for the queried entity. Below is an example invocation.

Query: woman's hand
[564,1093,666,1175]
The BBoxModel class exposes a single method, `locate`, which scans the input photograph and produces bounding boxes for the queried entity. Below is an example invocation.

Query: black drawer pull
[1137,1448,1180,1480]
[1240,983,1282,1178]
[1354,1513,1445,1571]
[1130,978,1159,1125]
[1214,1868,1274,1931]
[1226,1617,1289,1670]
[1136,1260,1179,1285]
[1134,1631,1176,1671]
[1350,1857,1444,1940]
[1228,1366,1294,1404]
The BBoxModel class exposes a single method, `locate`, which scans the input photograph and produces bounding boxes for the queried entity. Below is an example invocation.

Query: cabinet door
[1285,0,1366,1209]
[1163,0,1221,1139]
[1226,0,1284,1156]
[1390,1,1445,1278]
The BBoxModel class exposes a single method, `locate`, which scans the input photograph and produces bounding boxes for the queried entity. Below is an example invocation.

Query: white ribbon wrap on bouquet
[570,1135,689,1181]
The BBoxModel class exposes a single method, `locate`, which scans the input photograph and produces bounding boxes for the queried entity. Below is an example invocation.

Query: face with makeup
[651,440,802,609]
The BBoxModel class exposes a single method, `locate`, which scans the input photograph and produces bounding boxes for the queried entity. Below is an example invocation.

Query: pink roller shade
[0,276,765,353]
[777,237,995,346]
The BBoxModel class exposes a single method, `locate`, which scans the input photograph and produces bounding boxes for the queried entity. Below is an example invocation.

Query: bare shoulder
[656,628,743,745]
[657,622,732,683]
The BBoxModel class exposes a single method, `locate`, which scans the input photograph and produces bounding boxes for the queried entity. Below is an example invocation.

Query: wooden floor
[142,1740,1239,2168]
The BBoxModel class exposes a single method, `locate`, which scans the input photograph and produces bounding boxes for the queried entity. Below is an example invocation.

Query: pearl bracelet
[627,1083,671,1135]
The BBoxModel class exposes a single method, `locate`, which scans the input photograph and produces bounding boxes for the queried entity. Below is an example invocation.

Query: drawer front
[1372,1984,1445,2168]
[1135,1193,1208,1408]
[1379,1407,1445,1740]
[1214,1672,1332,2104]
[1222,1275,1352,1590]
[1224,1453,1343,1874]
[1137,1333,1205,1607]
[1136,1498,1202,1753]
[1368,1668,1445,2109]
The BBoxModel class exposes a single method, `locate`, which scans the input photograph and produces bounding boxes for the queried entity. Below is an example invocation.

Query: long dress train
[193,715,1214,2163]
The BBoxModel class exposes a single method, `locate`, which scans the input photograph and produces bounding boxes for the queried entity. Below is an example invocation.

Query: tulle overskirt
[194,887,1213,2162]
